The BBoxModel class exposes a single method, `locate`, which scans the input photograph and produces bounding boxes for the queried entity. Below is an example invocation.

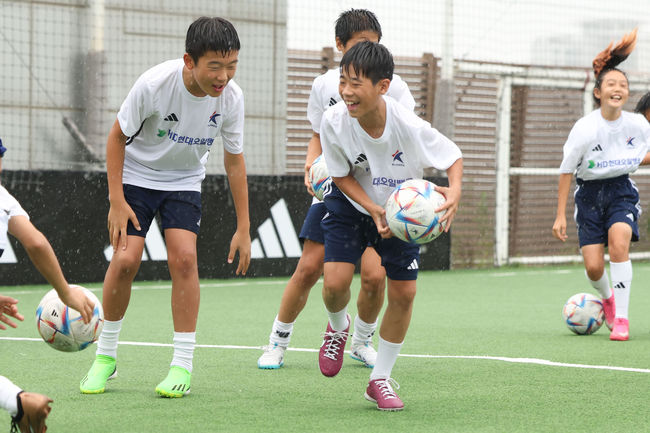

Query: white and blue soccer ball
[308,154,331,201]
[562,293,604,335]
[384,179,447,244]
[36,286,104,352]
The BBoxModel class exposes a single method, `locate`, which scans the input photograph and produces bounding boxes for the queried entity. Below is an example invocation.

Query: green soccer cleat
[155,366,191,398]
[80,354,117,394]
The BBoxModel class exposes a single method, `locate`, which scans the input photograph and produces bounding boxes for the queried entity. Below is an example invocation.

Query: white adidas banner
[0,230,17,263]
[251,199,301,259]
[103,219,168,262]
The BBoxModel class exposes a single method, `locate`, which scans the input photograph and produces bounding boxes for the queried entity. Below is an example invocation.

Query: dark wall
[0,171,450,285]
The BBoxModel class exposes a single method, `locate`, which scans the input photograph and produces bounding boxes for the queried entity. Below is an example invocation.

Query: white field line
[2,337,650,374]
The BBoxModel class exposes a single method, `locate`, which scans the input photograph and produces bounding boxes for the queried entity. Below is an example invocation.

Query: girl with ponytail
[552,29,650,341]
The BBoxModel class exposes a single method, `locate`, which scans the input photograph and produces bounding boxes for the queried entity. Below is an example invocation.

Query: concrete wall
[0,0,287,174]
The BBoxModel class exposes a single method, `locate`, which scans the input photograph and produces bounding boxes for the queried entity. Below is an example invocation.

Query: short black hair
[635,91,650,115]
[335,9,382,48]
[186,17,240,63]
[339,41,393,85]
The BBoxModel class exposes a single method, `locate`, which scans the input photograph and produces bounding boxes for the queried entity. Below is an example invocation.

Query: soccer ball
[384,179,447,244]
[35,285,104,352]
[562,293,604,335]
[308,154,331,201]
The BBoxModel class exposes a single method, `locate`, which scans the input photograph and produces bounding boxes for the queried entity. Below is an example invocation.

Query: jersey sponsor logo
[591,144,602,152]
[103,220,167,262]
[164,113,179,122]
[392,149,405,166]
[251,199,301,259]
[208,111,221,128]
[157,129,167,137]
[354,153,370,172]
[587,157,641,170]
[626,137,636,147]
[372,177,411,189]
[166,130,215,146]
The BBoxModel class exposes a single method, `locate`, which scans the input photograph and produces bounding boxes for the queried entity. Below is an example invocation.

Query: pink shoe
[318,315,349,377]
[364,378,404,411]
[610,318,629,341]
[602,295,615,330]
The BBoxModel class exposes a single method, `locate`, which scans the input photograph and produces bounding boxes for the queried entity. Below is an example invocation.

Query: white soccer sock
[96,318,123,359]
[269,316,293,347]
[0,376,21,417]
[327,307,349,332]
[610,260,632,319]
[587,270,612,299]
[352,314,377,345]
[171,332,196,373]
[369,336,403,381]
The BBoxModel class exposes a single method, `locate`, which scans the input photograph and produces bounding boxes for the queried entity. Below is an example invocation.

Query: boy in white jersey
[1,139,94,432]
[80,17,251,397]
[319,42,462,410]
[553,29,650,341]
[258,9,415,370]
[0,140,94,320]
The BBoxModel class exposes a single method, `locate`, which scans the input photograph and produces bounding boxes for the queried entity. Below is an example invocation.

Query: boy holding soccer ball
[80,17,250,397]
[318,41,462,410]
[258,8,416,371]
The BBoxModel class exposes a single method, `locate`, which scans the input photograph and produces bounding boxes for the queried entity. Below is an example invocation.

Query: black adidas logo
[591,144,603,152]
[354,154,367,165]
[614,282,627,290]
[275,330,291,339]
[164,113,179,122]
[328,97,337,106]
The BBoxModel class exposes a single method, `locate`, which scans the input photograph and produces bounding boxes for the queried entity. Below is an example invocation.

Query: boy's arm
[331,175,391,238]
[224,151,251,275]
[106,119,141,252]
[434,158,463,231]
[552,173,573,242]
[304,132,322,194]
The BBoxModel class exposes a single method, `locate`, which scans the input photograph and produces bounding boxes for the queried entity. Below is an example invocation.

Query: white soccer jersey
[559,110,650,180]
[0,185,29,250]
[307,68,415,134]
[321,96,462,215]
[118,58,244,192]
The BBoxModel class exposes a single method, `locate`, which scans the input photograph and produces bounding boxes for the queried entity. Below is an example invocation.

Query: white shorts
[0,184,29,251]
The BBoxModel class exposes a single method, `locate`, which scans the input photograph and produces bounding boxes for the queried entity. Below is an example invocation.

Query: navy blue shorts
[574,175,640,247]
[299,201,326,244]
[322,185,419,281]
[123,184,202,237]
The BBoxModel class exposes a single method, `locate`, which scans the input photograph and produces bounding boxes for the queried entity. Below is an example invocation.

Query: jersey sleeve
[117,74,156,138]
[559,121,589,174]
[221,89,245,154]
[388,74,416,112]
[307,76,325,133]
[320,112,351,178]
[400,106,461,171]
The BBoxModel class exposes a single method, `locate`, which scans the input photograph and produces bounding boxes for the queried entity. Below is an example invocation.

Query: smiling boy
[319,41,462,410]
[80,16,251,397]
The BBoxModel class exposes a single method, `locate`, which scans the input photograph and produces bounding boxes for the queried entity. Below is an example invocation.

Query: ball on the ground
[385,179,447,244]
[35,285,104,352]
[562,293,604,335]
[308,154,331,201]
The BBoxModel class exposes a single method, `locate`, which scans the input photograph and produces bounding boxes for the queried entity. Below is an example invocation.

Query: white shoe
[257,343,286,369]
[350,341,377,368]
